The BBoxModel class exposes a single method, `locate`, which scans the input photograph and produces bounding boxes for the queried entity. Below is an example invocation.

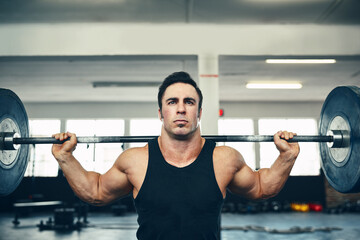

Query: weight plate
[319,86,360,193]
[0,88,29,196]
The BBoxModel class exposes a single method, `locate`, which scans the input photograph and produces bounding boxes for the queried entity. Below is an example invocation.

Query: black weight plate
[0,88,29,196]
[319,86,360,193]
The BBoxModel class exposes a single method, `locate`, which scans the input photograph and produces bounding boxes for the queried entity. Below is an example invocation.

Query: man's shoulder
[214,145,238,155]
[124,144,149,158]
[116,144,149,167]
[213,145,244,166]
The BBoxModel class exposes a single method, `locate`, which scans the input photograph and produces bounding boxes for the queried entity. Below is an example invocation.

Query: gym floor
[1,211,359,240]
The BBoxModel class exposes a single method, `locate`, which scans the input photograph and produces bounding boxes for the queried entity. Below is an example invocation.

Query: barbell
[0,86,360,196]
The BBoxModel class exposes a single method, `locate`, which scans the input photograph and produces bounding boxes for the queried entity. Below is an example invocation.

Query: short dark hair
[158,71,203,113]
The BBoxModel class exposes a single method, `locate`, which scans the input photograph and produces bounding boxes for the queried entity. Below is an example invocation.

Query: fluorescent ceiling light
[266,59,336,64]
[92,81,161,88]
[246,82,302,89]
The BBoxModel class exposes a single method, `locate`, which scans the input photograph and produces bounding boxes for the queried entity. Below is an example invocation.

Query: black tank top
[133,137,224,240]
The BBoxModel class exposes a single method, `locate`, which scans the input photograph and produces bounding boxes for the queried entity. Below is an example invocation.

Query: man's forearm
[258,153,296,199]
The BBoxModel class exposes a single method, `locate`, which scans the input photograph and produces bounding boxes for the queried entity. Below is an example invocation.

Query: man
[52,71,300,240]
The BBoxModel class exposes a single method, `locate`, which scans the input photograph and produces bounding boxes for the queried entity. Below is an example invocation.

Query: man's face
[159,82,202,139]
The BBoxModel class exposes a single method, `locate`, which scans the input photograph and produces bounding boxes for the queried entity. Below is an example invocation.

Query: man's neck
[158,128,205,167]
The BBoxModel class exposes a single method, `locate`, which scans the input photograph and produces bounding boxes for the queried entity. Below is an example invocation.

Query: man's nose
[177,103,186,114]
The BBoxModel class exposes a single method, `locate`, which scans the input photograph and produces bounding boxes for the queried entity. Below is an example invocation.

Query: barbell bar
[2,134,335,148]
[0,86,360,197]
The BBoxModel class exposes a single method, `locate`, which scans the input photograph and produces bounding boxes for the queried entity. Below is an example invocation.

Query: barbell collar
[327,130,351,149]
[0,132,20,150]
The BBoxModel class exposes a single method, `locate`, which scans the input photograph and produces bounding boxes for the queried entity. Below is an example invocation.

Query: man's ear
[158,108,163,121]
[198,108,202,121]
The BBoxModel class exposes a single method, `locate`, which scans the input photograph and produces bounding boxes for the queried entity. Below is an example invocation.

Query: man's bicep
[228,162,261,199]
[98,154,134,203]
[102,166,132,197]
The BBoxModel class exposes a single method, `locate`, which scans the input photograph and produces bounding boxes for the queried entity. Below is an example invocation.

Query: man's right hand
[51,132,77,161]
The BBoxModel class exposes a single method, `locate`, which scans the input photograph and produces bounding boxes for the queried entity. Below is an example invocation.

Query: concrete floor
[0,212,359,240]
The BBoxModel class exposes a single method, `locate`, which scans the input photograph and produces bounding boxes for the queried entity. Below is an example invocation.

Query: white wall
[221,101,323,119]
[24,102,160,119]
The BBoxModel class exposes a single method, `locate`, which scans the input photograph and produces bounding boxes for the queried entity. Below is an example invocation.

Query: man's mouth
[174,119,188,125]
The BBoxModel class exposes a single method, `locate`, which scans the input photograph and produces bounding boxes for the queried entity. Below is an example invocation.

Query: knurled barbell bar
[0,86,359,196]
[0,134,338,147]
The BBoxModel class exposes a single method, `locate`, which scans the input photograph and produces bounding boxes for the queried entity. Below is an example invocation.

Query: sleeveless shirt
[133,137,224,240]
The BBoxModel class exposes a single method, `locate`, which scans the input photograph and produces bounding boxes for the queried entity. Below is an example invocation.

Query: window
[258,118,320,176]
[129,119,162,148]
[66,119,124,174]
[218,119,256,169]
[25,120,61,177]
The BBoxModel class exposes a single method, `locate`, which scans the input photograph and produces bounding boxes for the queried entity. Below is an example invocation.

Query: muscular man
[52,71,300,240]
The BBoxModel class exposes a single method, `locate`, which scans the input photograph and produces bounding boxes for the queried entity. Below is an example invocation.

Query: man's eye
[168,101,175,105]
[186,101,194,105]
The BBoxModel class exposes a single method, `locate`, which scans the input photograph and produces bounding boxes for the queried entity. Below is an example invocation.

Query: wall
[24,102,160,119]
